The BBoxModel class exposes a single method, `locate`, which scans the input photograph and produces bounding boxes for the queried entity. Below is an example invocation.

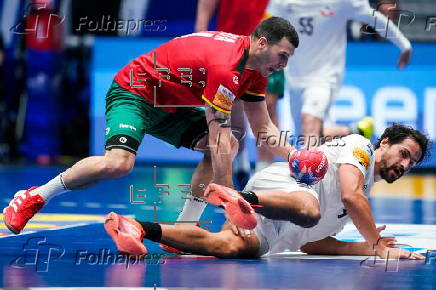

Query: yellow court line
[0,213,104,222]
[0,224,57,229]
[371,175,436,199]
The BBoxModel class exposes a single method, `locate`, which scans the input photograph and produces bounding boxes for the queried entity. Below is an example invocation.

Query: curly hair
[375,123,431,163]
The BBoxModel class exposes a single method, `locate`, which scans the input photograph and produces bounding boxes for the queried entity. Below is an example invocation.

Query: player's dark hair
[252,16,299,48]
[375,123,431,163]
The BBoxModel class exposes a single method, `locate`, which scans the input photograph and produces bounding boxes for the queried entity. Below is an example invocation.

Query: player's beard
[380,165,403,184]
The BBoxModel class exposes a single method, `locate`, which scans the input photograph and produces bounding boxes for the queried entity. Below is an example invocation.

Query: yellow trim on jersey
[245,90,266,97]
[262,12,272,20]
[202,95,231,114]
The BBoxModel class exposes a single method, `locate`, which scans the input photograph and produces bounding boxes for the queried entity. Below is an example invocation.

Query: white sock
[176,196,207,224]
[233,147,250,173]
[255,161,271,173]
[31,174,70,202]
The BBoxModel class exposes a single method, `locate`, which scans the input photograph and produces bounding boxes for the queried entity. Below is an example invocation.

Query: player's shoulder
[347,0,370,8]
[343,134,372,147]
[343,134,374,167]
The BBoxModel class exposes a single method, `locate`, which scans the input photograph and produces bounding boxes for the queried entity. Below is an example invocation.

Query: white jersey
[267,0,411,88]
[247,134,375,255]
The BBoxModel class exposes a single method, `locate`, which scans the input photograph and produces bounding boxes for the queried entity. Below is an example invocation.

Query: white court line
[0,220,104,239]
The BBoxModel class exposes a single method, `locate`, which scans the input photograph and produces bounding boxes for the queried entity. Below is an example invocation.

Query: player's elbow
[292,208,321,228]
[341,192,365,206]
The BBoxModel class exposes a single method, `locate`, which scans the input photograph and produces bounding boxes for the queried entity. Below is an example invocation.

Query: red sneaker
[104,212,147,256]
[204,183,257,230]
[3,187,45,234]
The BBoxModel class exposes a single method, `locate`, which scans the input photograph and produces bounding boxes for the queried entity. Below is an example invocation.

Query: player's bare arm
[195,0,220,32]
[205,104,237,188]
[339,164,379,245]
[338,163,398,259]
[244,100,294,161]
[301,227,424,260]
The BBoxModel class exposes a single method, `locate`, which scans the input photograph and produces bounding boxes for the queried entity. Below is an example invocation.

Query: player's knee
[294,207,320,228]
[101,152,134,178]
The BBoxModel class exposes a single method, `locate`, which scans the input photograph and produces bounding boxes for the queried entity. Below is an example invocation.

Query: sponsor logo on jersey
[320,6,334,17]
[233,75,239,85]
[213,85,235,111]
[353,147,370,169]
[119,123,137,131]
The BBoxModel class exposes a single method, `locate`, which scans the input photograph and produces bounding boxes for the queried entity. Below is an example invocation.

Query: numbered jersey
[267,0,408,88]
[252,134,375,254]
[114,32,267,113]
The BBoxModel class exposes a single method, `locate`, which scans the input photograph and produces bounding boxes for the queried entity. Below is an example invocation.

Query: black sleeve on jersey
[239,94,265,102]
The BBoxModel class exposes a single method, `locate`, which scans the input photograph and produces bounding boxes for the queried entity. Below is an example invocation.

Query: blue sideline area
[0,165,435,288]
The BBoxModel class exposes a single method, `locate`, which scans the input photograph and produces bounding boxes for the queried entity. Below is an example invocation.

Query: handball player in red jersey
[3,17,328,235]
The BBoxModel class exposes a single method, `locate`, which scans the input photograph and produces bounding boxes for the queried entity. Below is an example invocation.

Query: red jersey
[217,0,269,35]
[114,31,267,113]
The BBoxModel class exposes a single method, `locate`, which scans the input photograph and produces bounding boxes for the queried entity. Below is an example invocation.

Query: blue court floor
[0,165,435,289]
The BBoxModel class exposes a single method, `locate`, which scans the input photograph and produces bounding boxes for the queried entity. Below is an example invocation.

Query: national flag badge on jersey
[212,85,236,112]
[320,6,334,17]
[352,147,370,169]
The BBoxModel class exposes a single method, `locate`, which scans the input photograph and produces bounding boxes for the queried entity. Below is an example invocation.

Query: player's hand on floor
[374,238,425,260]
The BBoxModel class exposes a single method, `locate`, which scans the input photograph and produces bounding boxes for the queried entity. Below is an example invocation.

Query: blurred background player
[195,0,286,187]
[104,124,430,259]
[267,0,412,149]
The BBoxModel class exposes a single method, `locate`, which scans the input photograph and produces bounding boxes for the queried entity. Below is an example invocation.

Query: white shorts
[244,163,320,256]
[290,84,337,121]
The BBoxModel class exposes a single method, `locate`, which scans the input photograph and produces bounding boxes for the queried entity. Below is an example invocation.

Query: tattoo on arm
[206,105,231,128]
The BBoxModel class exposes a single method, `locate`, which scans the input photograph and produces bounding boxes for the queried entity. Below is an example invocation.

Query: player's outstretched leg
[3,148,135,234]
[204,183,257,230]
[105,212,260,258]
[205,183,320,228]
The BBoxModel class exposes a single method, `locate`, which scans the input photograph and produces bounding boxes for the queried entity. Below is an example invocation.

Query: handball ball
[289,150,329,185]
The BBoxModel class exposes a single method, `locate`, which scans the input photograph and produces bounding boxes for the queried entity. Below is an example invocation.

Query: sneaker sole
[204,185,257,230]
[3,208,21,235]
[104,212,147,256]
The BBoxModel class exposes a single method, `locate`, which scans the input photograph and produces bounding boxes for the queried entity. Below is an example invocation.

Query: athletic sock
[30,174,70,202]
[176,196,208,223]
[136,221,162,242]
[238,190,259,206]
